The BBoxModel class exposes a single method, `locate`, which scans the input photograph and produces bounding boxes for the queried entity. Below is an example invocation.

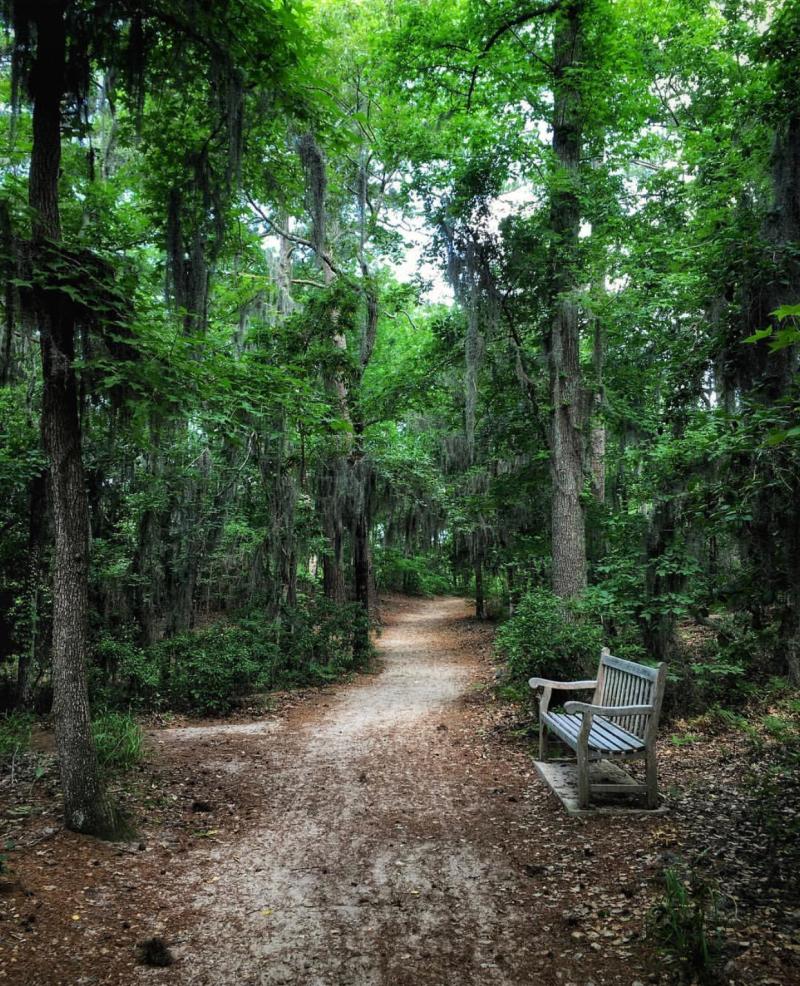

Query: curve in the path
[160,598,558,986]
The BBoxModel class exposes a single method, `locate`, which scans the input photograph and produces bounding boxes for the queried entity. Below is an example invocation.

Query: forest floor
[0,595,798,985]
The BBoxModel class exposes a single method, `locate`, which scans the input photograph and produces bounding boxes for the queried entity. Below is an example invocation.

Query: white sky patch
[253,168,552,309]
[392,181,544,305]
[392,210,453,304]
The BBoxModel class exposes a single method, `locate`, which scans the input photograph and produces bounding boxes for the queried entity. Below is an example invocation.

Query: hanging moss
[297,132,328,262]
[439,219,499,464]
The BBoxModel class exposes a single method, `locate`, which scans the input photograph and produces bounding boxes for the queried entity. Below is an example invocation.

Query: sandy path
[3,595,664,985]
[5,596,789,985]
[158,597,552,985]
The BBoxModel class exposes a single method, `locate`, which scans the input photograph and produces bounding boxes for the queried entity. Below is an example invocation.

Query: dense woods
[0,0,799,956]
[0,1,798,982]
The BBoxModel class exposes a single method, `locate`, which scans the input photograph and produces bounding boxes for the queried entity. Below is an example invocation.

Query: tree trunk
[474,555,486,620]
[643,489,682,665]
[322,512,347,603]
[323,554,347,601]
[27,0,119,837]
[782,495,800,685]
[547,1,588,600]
[768,112,800,682]
[506,563,516,617]
[18,468,49,707]
[589,282,606,505]
[353,505,371,658]
[133,497,162,646]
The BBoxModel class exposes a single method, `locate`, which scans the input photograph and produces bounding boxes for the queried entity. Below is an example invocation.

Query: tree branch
[467,1,562,108]
[292,278,327,289]
[245,195,343,278]
[384,308,418,331]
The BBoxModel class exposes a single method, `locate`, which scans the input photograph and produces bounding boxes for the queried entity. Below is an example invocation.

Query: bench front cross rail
[530,648,666,810]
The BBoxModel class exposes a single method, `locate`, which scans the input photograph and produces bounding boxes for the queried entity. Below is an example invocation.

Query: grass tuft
[92,712,143,772]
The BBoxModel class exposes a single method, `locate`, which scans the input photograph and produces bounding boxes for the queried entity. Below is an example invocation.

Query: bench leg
[645,749,659,809]
[577,744,590,809]
[539,719,548,760]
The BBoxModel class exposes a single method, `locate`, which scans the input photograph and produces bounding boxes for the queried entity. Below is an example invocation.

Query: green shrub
[90,598,371,715]
[667,617,777,715]
[90,633,159,708]
[374,547,453,597]
[571,585,645,662]
[692,704,751,736]
[92,712,143,772]
[0,712,34,760]
[277,598,372,685]
[154,623,273,715]
[494,588,604,685]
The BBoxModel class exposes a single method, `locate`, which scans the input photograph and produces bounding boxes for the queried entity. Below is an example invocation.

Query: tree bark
[353,502,371,658]
[643,493,681,665]
[351,156,378,648]
[27,0,119,836]
[474,556,486,620]
[546,0,588,600]
[322,530,347,602]
[18,468,49,707]
[589,280,606,505]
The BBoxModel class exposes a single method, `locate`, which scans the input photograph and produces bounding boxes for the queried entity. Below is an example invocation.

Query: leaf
[768,327,800,352]
[742,327,772,344]
[772,304,800,320]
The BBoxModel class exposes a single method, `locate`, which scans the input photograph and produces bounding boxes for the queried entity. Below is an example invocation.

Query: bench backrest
[593,649,666,741]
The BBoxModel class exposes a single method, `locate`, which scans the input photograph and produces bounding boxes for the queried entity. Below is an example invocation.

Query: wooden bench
[530,648,666,809]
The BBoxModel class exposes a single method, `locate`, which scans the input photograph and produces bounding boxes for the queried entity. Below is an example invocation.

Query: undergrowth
[648,864,722,982]
[90,597,372,715]
[494,589,603,685]
[374,547,453,597]
[92,712,143,772]
[0,711,33,760]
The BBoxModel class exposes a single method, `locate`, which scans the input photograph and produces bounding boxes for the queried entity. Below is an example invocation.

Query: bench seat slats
[543,712,645,754]
[590,715,643,752]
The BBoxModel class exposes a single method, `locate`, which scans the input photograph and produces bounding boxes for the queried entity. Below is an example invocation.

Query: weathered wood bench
[530,648,666,810]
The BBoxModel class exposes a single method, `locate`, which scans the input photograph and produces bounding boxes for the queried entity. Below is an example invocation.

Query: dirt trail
[4,596,664,985]
[169,597,527,985]
[148,597,656,986]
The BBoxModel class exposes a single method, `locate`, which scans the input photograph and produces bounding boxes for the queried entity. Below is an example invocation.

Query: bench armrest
[563,702,653,716]
[531,679,596,719]
[529,678,597,690]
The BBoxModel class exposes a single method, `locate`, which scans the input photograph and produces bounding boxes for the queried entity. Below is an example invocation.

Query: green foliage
[374,548,453,597]
[92,712,143,773]
[275,599,373,685]
[494,589,604,686]
[0,387,46,668]
[91,599,371,716]
[0,0,798,832]
[571,583,646,663]
[648,866,721,981]
[668,617,780,715]
[693,704,751,736]
[0,712,34,759]
[151,623,275,716]
[746,702,800,858]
